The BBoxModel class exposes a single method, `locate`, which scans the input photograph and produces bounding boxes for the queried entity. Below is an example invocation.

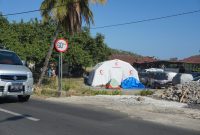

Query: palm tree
[37,0,106,86]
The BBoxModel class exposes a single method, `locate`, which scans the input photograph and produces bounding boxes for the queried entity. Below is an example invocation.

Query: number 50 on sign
[54,39,68,53]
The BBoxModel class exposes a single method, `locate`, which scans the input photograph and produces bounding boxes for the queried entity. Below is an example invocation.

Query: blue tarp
[121,77,145,89]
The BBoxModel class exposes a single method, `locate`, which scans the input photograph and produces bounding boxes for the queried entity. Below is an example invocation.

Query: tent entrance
[110,68,123,83]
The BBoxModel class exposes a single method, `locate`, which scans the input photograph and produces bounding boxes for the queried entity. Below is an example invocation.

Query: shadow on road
[0,97,36,123]
[0,114,33,123]
[0,96,19,104]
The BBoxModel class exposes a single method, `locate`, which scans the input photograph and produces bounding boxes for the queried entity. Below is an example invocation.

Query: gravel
[160,81,200,104]
[46,94,200,131]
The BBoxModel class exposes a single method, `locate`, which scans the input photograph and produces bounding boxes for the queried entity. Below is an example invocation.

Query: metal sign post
[60,52,63,94]
[58,53,61,95]
[54,39,68,96]
[58,52,63,96]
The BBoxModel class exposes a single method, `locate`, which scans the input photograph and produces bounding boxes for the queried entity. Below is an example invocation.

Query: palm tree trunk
[37,24,60,87]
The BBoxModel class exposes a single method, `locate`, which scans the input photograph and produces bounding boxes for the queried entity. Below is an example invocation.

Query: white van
[0,49,33,102]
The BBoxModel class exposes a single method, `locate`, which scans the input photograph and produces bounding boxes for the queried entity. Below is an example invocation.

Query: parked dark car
[138,72,149,85]
[139,71,177,89]
[191,72,200,78]
[193,76,200,82]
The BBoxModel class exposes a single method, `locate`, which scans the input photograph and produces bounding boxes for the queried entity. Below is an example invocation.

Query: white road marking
[0,108,40,122]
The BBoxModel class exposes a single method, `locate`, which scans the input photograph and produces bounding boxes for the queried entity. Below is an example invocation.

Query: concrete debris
[196,99,200,104]
[136,96,145,102]
[161,81,200,104]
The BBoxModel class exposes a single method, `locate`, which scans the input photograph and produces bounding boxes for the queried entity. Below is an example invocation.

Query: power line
[1,2,81,17]
[1,9,41,16]
[91,9,200,29]
[1,4,200,29]
[1,4,67,17]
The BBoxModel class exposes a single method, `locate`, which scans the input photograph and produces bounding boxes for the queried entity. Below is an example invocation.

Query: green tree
[0,16,112,77]
[0,16,56,72]
[37,0,107,86]
[64,29,111,73]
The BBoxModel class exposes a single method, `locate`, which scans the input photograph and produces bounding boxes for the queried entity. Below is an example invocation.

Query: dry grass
[34,77,122,97]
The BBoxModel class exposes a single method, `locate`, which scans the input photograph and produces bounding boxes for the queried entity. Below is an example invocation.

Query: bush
[42,77,52,85]
[92,90,121,95]
[94,90,108,95]
[139,90,153,96]
[112,90,122,95]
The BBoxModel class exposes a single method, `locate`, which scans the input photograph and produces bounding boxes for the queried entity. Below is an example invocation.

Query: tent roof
[93,59,131,70]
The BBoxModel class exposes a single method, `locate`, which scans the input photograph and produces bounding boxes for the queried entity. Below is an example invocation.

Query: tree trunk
[37,24,60,87]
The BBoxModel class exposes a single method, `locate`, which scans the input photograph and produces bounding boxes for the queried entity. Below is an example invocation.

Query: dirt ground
[44,95,200,131]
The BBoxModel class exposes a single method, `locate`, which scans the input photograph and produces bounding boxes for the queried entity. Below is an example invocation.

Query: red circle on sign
[54,38,68,53]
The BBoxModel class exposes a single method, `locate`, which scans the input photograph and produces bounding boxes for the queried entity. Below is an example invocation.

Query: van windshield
[0,51,23,65]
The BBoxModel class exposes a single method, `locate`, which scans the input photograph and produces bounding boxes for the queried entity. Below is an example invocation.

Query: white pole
[61,52,63,92]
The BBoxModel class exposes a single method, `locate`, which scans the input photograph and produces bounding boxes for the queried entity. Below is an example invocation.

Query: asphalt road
[0,96,199,135]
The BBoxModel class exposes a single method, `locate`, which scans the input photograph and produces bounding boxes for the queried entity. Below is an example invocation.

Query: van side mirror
[22,60,28,66]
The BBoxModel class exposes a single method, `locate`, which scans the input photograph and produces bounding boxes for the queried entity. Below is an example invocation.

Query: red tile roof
[180,55,200,64]
[136,57,157,64]
[109,54,200,64]
[109,54,157,64]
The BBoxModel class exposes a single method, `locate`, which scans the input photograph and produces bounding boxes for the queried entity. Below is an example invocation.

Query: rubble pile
[161,81,200,104]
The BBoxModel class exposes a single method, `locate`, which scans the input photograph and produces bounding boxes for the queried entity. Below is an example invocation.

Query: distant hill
[109,48,200,65]
[109,49,156,64]
[110,48,142,58]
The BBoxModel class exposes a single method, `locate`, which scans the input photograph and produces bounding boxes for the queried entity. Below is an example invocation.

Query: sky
[0,0,200,60]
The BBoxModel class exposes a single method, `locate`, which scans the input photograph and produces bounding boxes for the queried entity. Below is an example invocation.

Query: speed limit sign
[54,39,68,53]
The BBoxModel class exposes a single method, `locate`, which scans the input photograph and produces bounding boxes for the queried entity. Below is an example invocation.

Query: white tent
[88,59,139,87]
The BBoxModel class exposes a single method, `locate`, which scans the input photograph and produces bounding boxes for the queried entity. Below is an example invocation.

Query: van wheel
[18,95,30,102]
